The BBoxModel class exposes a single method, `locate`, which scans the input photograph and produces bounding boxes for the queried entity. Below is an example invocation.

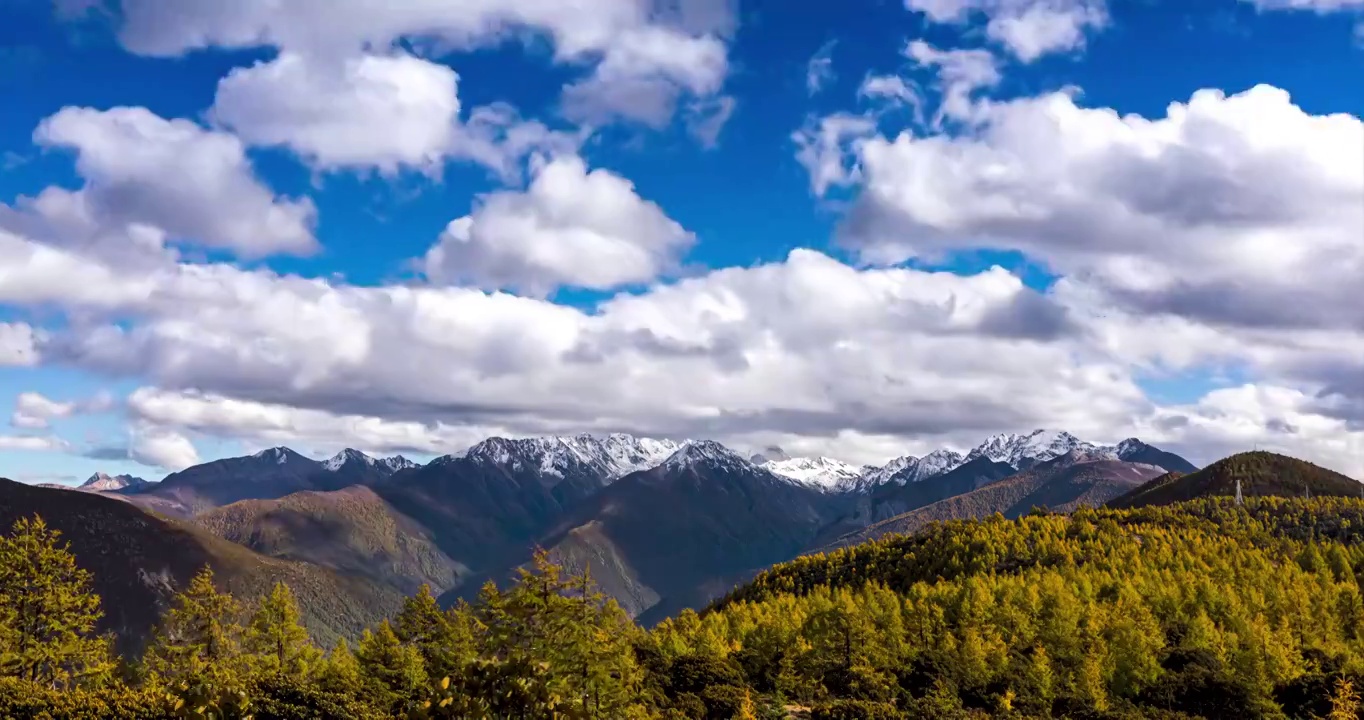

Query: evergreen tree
[0,515,111,687]
[243,581,320,679]
[393,584,476,682]
[143,566,246,694]
[355,620,426,708]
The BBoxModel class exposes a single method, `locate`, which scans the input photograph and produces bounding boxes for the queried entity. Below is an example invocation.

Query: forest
[7,497,1364,718]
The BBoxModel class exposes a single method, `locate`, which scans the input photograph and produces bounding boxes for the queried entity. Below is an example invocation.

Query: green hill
[194,485,468,596]
[0,478,402,652]
[1107,450,1359,509]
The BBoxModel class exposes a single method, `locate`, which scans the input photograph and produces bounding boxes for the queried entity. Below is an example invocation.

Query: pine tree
[355,620,426,707]
[317,639,363,696]
[243,581,320,679]
[144,566,246,693]
[393,584,475,682]
[0,515,112,687]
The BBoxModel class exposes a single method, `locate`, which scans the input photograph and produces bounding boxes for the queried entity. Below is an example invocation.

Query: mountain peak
[966,429,1093,469]
[79,472,147,492]
[251,446,304,464]
[323,448,374,471]
[663,440,748,471]
[763,456,862,492]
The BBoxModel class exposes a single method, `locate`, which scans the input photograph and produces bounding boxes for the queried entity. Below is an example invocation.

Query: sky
[0,0,1362,485]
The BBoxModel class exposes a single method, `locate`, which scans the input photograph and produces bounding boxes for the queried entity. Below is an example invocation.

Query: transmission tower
[1235,477,1243,507]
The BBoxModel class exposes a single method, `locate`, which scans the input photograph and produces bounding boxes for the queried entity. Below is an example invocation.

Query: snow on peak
[966,429,1095,469]
[662,440,748,471]
[763,456,862,492]
[458,432,682,482]
[323,448,375,471]
[854,448,966,491]
[379,455,417,472]
[251,447,296,465]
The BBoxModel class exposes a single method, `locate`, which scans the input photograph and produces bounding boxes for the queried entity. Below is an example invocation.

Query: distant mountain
[376,433,680,574]
[122,446,419,516]
[855,449,966,490]
[830,453,1165,548]
[1107,438,1198,473]
[762,456,863,492]
[965,429,1100,470]
[0,478,403,653]
[1108,451,1359,509]
[82,472,149,492]
[194,486,466,596]
[467,441,854,623]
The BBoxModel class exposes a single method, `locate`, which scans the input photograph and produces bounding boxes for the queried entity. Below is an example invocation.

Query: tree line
[7,498,1364,717]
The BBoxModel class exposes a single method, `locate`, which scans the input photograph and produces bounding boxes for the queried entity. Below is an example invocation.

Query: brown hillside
[194,486,467,596]
[1107,451,1360,509]
[0,478,402,653]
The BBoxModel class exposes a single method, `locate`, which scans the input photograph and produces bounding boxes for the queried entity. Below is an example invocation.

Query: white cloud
[0,435,68,452]
[422,155,695,296]
[903,40,1000,125]
[32,106,316,258]
[212,52,461,175]
[0,323,39,367]
[903,0,1108,62]
[127,387,500,456]
[128,424,201,471]
[792,113,879,196]
[110,0,734,136]
[10,391,114,430]
[859,75,923,112]
[686,95,737,149]
[807,40,837,96]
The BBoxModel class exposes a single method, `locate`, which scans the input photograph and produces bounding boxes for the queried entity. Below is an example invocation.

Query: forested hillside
[6,492,1364,718]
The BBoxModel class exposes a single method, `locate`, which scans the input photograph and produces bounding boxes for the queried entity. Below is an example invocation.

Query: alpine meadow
[2,0,1363,718]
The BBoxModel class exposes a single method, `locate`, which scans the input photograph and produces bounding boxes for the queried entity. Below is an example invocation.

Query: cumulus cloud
[843,85,1364,334]
[10,391,114,430]
[212,52,461,175]
[128,424,201,471]
[107,0,734,137]
[31,106,316,258]
[903,0,1108,62]
[422,155,696,296]
[212,51,581,179]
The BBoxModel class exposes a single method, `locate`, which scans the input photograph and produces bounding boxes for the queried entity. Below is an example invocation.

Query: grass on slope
[194,486,466,597]
[0,479,401,652]
[1107,450,1359,509]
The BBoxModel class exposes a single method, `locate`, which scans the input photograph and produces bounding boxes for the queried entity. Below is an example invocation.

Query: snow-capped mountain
[965,429,1097,470]
[79,472,148,492]
[455,433,682,482]
[763,456,863,492]
[322,448,416,473]
[854,449,966,490]
[662,440,750,473]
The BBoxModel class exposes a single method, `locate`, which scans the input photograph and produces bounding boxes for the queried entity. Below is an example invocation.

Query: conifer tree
[243,581,320,679]
[394,584,476,682]
[144,566,246,692]
[355,620,426,706]
[0,515,112,687]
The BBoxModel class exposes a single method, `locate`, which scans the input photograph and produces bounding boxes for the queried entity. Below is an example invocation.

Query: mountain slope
[123,446,415,516]
[464,441,853,623]
[829,454,1164,548]
[193,486,467,596]
[761,456,863,492]
[82,472,149,492]
[1109,438,1198,473]
[0,478,402,652]
[1108,450,1359,509]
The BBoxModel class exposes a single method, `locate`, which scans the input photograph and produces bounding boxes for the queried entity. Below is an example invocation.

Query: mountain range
[2,428,1211,648]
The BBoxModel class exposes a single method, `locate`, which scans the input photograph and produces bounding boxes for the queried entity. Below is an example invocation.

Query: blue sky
[1,0,1362,483]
